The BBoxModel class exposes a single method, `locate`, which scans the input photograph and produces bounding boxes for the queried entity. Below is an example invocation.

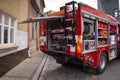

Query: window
[0,12,16,46]
[4,27,8,43]
[4,15,9,25]
[10,28,14,43]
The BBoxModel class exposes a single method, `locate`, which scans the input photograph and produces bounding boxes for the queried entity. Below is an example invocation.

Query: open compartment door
[20,16,64,23]
[20,16,65,53]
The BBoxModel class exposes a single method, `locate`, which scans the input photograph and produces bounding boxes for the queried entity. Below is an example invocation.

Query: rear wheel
[96,52,107,74]
[55,56,66,65]
[117,47,120,58]
[117,52,120,58]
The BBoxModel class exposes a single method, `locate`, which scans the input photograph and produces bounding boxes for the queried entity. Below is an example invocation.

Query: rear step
[65,19,72,21]
[50,29,64,33]
[47,50,66,54]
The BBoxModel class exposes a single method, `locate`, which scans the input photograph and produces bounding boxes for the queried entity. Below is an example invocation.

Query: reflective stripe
[77,35,82,53]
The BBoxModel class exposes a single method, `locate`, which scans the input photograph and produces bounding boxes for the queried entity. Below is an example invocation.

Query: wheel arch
[102,50,109,62]
[96,49,109,74]
[97,48,109,67]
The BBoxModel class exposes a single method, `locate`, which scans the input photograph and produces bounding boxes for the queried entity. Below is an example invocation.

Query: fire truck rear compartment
[47,19,66,52]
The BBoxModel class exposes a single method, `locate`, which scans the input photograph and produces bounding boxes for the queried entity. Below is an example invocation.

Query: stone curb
[30,54,48,80]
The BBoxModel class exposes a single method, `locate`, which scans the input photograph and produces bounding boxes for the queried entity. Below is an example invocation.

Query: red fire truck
[21,1,120,74]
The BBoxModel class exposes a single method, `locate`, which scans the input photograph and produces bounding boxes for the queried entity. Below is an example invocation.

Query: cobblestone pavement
[39,56,98,80]
[39,56,120,80]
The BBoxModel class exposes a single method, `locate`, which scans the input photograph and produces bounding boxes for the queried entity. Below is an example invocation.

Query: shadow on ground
[39,57,97,80]
[0,49,28,77]
[40,57,120,80]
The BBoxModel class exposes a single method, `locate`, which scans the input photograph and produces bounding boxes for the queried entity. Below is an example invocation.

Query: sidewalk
[0,51,47,80]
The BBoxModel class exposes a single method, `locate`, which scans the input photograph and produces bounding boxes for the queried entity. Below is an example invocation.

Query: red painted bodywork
[39,21,47,53]
[40,4,120,68]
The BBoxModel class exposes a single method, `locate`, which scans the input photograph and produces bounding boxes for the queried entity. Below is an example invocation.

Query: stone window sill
[0,44,19,50]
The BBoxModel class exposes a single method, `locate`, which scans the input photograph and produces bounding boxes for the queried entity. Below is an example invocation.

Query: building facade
[0,0,45,57]
[0,0,45,76]
[98,0,120,21]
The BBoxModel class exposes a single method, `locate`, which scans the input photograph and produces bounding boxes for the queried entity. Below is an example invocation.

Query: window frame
[0,11,17,46]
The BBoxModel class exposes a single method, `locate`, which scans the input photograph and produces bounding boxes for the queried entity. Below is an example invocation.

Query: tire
[117,47,120,58]
[96,52,107,74]
[56,57,66,65]
[117,52,120,59]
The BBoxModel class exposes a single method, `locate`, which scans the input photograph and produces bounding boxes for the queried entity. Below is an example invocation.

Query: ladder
[64,1,77,46]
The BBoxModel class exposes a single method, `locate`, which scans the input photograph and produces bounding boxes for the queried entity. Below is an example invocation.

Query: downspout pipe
[28,0,30,57]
